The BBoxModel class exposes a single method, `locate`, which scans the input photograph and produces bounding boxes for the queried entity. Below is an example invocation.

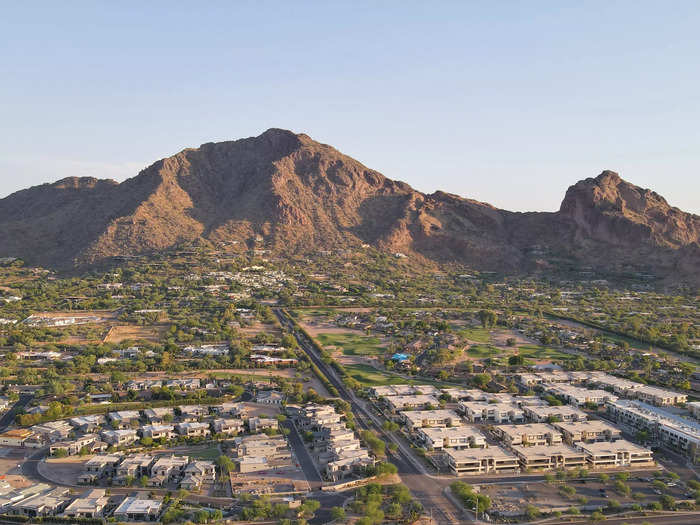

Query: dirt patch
[104,323,169,343]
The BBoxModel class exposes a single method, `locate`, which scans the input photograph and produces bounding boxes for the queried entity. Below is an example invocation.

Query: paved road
[283,419,323,489]
[275,309,463,525]
[546,512,700,525]
[0,393,33,431]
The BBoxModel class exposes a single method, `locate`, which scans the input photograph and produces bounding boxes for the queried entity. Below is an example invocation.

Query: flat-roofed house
[175,422,211,438]
[62,489,109,518]
[494,424,563,447]
[13,488,70,517]
[81,454,123,479]
[212,418,244,436]
[513,444,586,471]
[69,415,105,433]
[576,439,655,468]
[107,410,141,429]
[417,426,486,450]
[399,409,462,431]
[444,447,519,475]
[101,429,138,447]
[113,497,162,522]
[143,407,174,424]
[177,405,209,422]
[180,460,216,490]
[553,421,622,444]
[523,405,587,423]
[150,455,189,485]
[139,424,175,441]
[114,454,155,485]
[0,429,33,447]
[248,417,278,433]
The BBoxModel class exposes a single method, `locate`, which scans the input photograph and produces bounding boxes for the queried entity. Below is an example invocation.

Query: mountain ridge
[1,129,698,284]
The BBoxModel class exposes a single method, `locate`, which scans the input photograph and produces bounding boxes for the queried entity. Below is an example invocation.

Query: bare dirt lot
[103,323,169,343]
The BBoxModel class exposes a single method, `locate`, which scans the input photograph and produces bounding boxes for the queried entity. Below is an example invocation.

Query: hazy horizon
[2,2,699,213]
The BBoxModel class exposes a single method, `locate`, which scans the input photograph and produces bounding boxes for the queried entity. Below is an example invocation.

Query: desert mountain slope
[0,129,697,283]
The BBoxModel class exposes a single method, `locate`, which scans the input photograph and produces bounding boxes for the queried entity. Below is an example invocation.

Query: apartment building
[553,420,622,444]
[369,384,439,397]
[494,423,563,447]
[576,439,654,469]
[513,444,586,471]
[383,395,440,412]
[399,409,462,431]
[607,400,700,455]
[417,426,486,451]
[523,405,587,423]
[459,402,525,423]
[444,447,519,475]
[543,384,617,407]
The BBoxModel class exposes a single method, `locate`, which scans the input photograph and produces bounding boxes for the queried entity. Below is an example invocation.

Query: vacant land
[103,323,168,343]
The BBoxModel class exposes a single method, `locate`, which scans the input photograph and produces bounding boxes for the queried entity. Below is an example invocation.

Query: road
[282,419,323,489]
[0,393,33,431]
[275,309,463,525]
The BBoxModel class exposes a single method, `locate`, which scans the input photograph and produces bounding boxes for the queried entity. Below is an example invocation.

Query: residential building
[513,444,587,471]
[554,420,622,444]
[444,447,519,475]
[107,411,140,429]
[383,395,440,412]
[576,439,655,468]
[212,418,244,436]
[494,423,563,447]
[139,424,175,441]
[143,407,174,423]
[101,429,138,447]
[175,422,211,438]
[417,426,486,451]
[114,454,155,485]
[459,402,525,423]
[255,390,284,405]
[0,429,33,447]
[543,384,618,407]
[399,409,462,431]
[62,489,109,518]
[523,405,587,423]
[68,415,105,433]
[12,488,70,518]
[248,417,278,433]
[113,497,162,522]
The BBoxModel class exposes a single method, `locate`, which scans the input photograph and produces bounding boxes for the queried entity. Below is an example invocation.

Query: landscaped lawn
[182,445,222,460]
[316,332,385,356]
[457,327,491,343]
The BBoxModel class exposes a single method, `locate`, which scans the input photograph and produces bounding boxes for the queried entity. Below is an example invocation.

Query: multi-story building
[383,395,440,412]
[553,420,622,444]
[175,422,211,438]
[62,489,110,518]
[101,429,138,447]
[513,444,586,471]
[139,424,175,441]
[212,418,244,436]
[523,405,587,423]
[459,402,525,423]
[576,439,654,469]
[542,384,617,407]
[399,409,462,431]
[494,423,563,447]
[107,411,141,429]
[417,426,486,450]
[143,407,174,424]
[444,447,519,475]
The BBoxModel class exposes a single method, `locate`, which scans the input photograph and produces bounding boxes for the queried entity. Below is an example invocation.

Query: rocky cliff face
[0,129,698,283]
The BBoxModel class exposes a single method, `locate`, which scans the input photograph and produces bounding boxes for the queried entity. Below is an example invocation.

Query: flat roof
[446,446,516,461]
[577,439,652,455]
[513,444,585,459]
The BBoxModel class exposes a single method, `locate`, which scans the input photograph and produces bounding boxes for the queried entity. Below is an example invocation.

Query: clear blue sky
[1,1,699,213]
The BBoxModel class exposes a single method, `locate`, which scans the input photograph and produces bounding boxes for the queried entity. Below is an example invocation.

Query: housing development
[0,248,697,525]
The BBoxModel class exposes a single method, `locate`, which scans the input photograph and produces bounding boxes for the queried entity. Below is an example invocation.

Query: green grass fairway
[517,344,575,361]
[457,327,491,343]
[316,332,385,356]
[467,344,503,358]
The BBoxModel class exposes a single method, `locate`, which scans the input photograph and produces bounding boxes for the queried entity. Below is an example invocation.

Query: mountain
[0,129,698,284]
